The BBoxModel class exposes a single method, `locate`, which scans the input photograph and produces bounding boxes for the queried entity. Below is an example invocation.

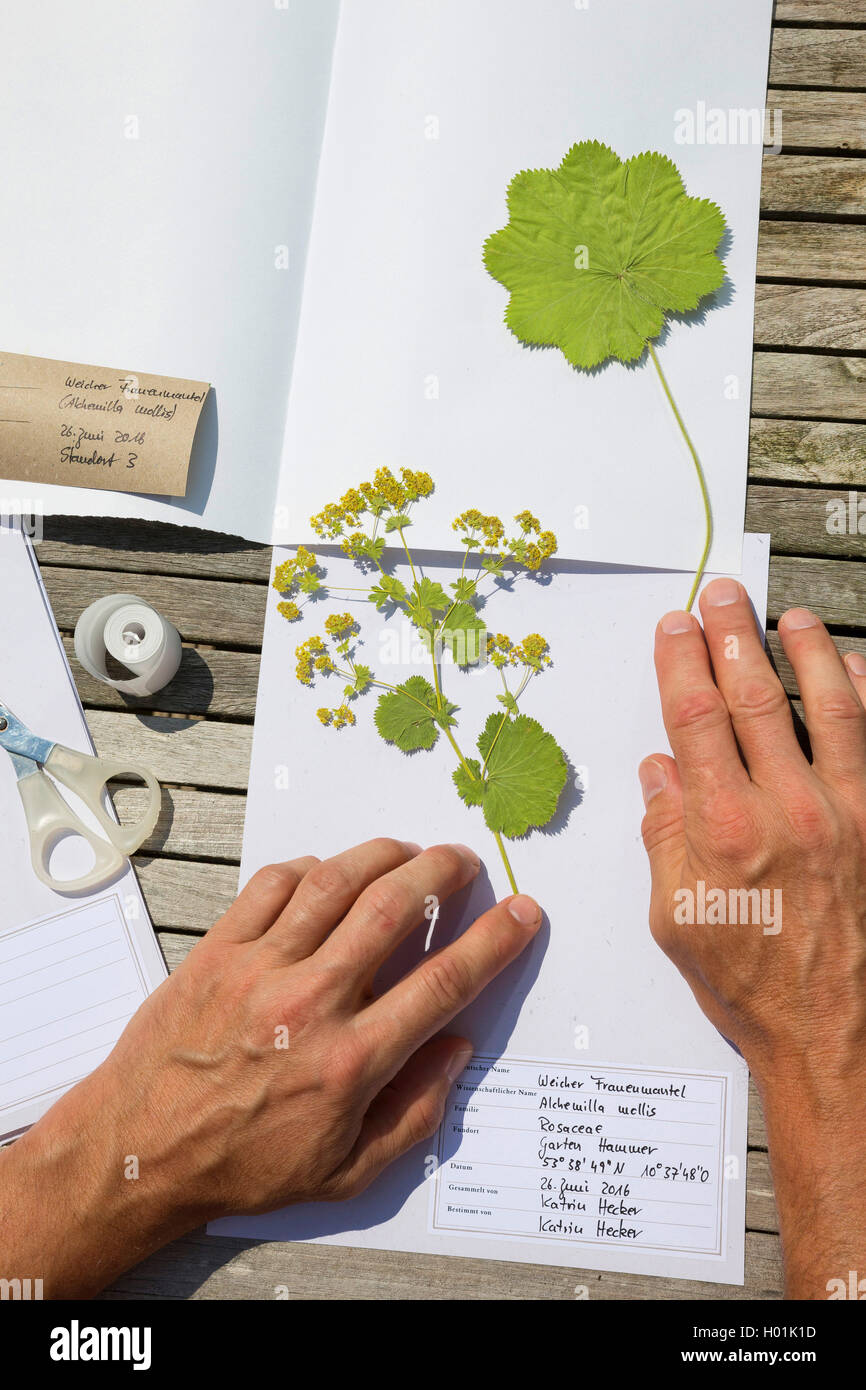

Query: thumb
[638,755,686,893]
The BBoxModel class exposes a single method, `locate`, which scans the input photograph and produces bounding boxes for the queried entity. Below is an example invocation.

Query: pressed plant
[274,467,569,892]
[484,140,727,611]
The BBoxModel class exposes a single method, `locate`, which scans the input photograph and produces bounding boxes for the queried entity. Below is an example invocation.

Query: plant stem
[397,526,417,584]
[430,621,520,893]
[648,341,712,613]
[493,831,518,894]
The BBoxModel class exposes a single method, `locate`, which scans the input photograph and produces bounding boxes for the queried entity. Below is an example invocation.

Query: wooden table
[35,4,864,1299]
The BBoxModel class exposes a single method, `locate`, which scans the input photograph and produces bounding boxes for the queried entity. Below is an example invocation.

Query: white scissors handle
[16,765,127,894]
[16,744,161,894]
[45,744,161,857]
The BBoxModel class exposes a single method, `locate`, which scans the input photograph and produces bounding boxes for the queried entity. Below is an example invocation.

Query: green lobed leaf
[450,576,478,601]
[473,713,567,838]
[412,577,450,614]
[437,601,487,667]
[373,676,442,752]
[453,758,485,807]
[483,140,726,369]
[369,574,408,610]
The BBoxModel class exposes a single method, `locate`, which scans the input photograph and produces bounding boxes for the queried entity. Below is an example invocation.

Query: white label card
[432,1055,728,1256]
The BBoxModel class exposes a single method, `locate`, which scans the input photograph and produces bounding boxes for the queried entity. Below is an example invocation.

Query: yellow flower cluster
[277,600,300,622]
[295,635,332,685]
[341,531,367,558]
[452,509,558,570]
[316,704,356,729]
[486,631,552,670]
[324,612,356,639]
[452,509,506,549]
[512,515,557,570]
[273,545,317,593]
[311,467,434,539]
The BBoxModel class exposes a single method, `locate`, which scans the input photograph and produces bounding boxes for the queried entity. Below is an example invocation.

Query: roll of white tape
[74,594,183,696]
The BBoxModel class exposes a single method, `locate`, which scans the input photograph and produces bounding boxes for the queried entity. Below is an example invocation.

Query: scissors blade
[0,702,56,768]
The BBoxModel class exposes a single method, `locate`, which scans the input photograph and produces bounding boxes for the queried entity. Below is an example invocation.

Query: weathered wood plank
[754,284,866,350]
[753,352,866,420]
[769,28,866,89]
[767,88,866,152]
[746,1151,779,1235]
[63,635,260,719]
[41,566,267,648]
[749,1079,767,1152]
[748,418,866,484]
[757,220,866,283]
[98,1227,782,1301]
[88,710,253,790]
[38,517,270,582]
[761,155,866,215]
[133,856,239,931]
[155,930,201,971]
[768,555,866,625]
[775,0,866,19]
[117,786,246,861]
[746,483,866,556]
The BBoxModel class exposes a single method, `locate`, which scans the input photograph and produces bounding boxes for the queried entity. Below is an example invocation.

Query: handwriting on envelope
[0,351,210,497]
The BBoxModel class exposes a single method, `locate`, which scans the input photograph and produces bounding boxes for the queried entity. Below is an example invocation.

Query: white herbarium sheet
[0,0,773,574]
[212,535,771,1286]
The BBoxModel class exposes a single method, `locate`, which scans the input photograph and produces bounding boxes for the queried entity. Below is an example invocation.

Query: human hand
[638,578,866,1296]
[2,839,541,1296]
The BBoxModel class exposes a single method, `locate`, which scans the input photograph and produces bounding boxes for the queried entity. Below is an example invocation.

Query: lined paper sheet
[0,896,147,1127]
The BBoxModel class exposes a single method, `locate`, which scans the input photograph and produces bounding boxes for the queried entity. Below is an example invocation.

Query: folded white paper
[0,0,773,574]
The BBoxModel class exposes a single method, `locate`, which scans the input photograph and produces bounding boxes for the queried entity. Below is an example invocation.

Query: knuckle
[361,880,410,933]
[406,1095,445,1148]
[813,690,865,724]
[328,1035,367,1093]
[305,859,353,905]
[727,679,788,723]
[784,794,836,855]
[249,862,301,897]
[422,843,468,879]
[418,952,473,1015]
[668,689,729,736]
[368,836,409,861]
[699,795,757,857]
[641,807,683,856]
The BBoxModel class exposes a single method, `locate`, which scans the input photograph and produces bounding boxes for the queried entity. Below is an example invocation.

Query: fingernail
[781,608,818,631]
[702,577,741,607]
[401,841,423,856]
[639,759,667,806]
[452,843,480,868]
[845,652,866,677]
[660,611,694,635]
[508,894,541,928]
[446,1045,474,1083]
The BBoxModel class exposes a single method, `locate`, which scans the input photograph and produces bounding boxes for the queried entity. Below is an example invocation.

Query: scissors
[0,701,160,894]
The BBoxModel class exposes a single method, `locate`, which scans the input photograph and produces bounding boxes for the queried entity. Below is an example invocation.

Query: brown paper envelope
[0,351,210,498]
